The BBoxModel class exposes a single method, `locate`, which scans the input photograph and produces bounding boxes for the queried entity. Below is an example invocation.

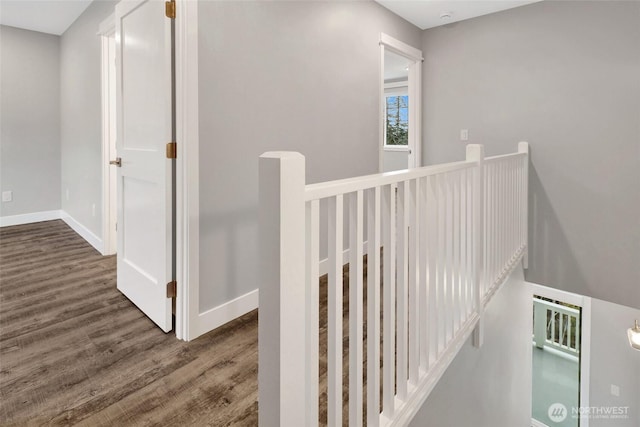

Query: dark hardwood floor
[0,220,370,426]
[0,220,259,426]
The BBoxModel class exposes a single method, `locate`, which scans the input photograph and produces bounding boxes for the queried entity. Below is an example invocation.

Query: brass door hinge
[166,280,177,298]
[166,142,177,159]
[165,0,176,19]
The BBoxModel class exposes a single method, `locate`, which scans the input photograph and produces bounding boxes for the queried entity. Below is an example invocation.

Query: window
[384,85,408,148]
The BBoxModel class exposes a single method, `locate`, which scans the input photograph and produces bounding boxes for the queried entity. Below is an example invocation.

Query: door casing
[99,14,117,257]
[530,282,592,427]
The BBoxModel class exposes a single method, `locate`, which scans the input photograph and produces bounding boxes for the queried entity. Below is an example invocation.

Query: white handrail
[305,160,476,201]
[485,151,527,163]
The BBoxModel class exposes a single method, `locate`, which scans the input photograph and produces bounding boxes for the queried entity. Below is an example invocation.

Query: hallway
[0,220,258,426]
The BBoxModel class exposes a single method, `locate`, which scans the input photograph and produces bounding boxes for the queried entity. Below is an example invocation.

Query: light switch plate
[460,129,469,141]
[2,191,12,202]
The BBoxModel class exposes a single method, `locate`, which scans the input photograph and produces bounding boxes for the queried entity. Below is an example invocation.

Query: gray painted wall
[60,0,116,236]
[0,25,60,217]
[589,299,640,427]
[410,266,532,427]
[197,1,421,311]
[421,1,640,309]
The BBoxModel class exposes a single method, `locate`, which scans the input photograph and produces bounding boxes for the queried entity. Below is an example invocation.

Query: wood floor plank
[0,258,115,304]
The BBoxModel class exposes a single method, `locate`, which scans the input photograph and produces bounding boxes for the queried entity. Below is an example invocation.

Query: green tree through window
[386,95,408,146]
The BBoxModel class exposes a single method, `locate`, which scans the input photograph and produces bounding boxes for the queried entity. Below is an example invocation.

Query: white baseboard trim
[319,241,369,276]
[195,289,259,338]
[60,211,104,254]
[0,210,62,227]
[195,242,368,338]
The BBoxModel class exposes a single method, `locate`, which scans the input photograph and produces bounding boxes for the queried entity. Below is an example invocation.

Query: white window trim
[384,145,410,152]
[384,83,408,97]
[385,80,408,90]
[379,33,423,172]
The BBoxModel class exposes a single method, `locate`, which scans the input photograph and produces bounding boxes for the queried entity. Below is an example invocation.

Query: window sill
[384,146,409,152]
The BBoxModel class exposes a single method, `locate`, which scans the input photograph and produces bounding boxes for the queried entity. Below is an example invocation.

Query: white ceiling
[0,0,541,36]
[0,0,93,36]
[375,0,542,30]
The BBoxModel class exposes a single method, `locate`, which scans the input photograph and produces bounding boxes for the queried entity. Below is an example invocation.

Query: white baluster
[436,174,446,353]
[519,142,529,269]
[466,145,485,347]
[349,191,364,426]
[445,174,453,344]
[305,199,320,426]
[327,195,343,427]
[460,169,468,321]
[409,178,420,384]
[419,177,429,371]
[366,187,381,427]
[453,171,461,332]
[427,175,438,364]
[382,184,396,417]
[397,181,409,399]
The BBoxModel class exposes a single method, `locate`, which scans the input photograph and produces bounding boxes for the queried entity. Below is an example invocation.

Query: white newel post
[533,300,547,349]
[466,144,485,348]
[258,152,307,427]
[518,141,529,269]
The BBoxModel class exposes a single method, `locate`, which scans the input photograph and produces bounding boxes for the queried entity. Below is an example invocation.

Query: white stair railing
[259,143,529,426]
[533,298,581,357]
[482,150,530,304]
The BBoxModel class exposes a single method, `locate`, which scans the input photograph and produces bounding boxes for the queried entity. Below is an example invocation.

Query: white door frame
[174,0,200,341]
[99,15,117,256]
[530,282,591,427]
[99,1,200,340]
[379,33,423,172]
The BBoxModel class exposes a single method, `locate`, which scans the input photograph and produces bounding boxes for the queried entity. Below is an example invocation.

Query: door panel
[116,0,173,332]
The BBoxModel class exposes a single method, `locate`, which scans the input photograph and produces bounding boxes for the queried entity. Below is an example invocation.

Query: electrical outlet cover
[611,384,620,397]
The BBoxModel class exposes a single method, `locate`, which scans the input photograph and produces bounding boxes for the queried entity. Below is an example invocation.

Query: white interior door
[115,0,174,332]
